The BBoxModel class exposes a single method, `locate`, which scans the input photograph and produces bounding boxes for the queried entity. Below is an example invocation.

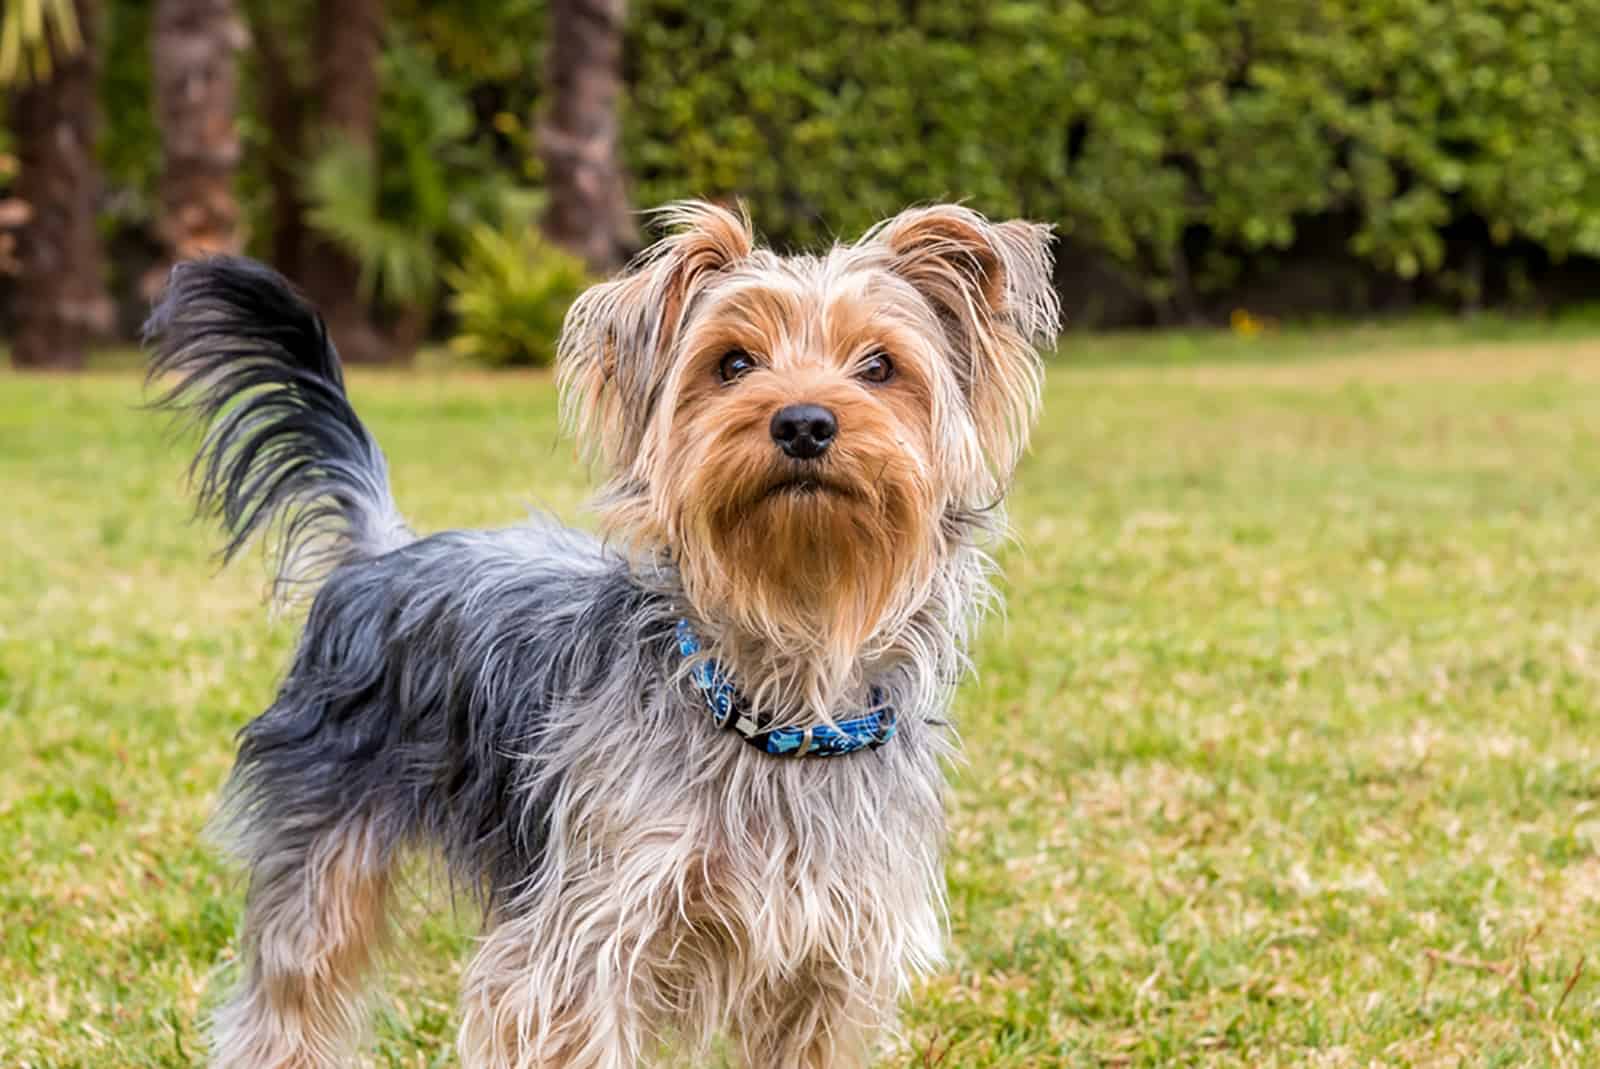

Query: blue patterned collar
[675,619,897,757]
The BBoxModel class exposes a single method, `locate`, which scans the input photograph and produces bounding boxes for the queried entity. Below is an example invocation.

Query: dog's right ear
[559,201,753,469]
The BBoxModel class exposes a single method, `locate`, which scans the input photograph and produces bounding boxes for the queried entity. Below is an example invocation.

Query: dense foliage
[13,0,1600,353]
[304,36,523,311]
[446,221,591,367]
[630,0,1600,320]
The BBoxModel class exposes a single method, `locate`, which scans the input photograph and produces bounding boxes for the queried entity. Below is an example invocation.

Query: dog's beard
[660,435,941,701]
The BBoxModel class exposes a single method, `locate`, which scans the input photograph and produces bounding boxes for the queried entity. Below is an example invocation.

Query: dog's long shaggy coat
[147,203,1055,1068]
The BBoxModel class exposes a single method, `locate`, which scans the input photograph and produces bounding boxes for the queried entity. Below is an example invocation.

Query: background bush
[16,0,1600,344]
[446,223,591,367]
[627,0,1600,324]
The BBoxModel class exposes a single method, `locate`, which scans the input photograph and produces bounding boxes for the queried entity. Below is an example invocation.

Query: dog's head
[559,201,1057,660]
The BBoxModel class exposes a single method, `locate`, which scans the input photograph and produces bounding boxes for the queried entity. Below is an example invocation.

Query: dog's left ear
[872,205,1059,478]
[559,201,754,469]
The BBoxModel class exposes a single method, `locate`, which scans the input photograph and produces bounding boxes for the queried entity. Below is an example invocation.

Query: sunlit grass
[3,328,1598,1066]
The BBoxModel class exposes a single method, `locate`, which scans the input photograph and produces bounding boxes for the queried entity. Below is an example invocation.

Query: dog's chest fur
[557,713,946,962]
[471,713,949,1054]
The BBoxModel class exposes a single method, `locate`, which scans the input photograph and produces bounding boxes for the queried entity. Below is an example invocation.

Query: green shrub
[64,1,1600,328]
[627,0,1600,314]
[446,224,590,367]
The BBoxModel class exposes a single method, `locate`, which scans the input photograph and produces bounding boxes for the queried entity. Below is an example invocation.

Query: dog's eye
[857,352,895,385]
[718,349,757,384]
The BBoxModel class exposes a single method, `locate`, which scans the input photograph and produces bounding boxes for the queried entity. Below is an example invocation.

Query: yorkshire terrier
[145,202,1057,1068]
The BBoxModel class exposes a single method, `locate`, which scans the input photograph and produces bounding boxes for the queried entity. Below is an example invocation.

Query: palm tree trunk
[540,0,635,274]
[298,0,390,363]
[255,11,310,282]
[10,0,112,369]
[150,0,246,277]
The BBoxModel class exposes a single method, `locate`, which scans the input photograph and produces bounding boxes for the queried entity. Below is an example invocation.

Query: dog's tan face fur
[561,202,1057,695]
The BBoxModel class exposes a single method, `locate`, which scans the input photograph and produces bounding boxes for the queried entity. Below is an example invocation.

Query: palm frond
[304,135,440,308]
[0,0,82,87]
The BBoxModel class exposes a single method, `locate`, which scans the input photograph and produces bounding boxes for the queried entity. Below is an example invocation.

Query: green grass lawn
[4,330,1599,1067]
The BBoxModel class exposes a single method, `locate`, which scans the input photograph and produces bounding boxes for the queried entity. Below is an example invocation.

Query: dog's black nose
[770,404,837,460]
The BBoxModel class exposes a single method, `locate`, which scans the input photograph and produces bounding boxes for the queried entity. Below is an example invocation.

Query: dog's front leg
[456,888,665,1069]
[732,964,886,1069]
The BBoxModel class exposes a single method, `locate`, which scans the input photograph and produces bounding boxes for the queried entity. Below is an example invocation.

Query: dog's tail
[144,257,410,598]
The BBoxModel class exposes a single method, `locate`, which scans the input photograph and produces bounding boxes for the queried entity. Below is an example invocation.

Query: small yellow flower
[1230,308,1265,337]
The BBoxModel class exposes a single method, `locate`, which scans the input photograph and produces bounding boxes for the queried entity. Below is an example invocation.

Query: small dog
[146,202,1057,1068]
